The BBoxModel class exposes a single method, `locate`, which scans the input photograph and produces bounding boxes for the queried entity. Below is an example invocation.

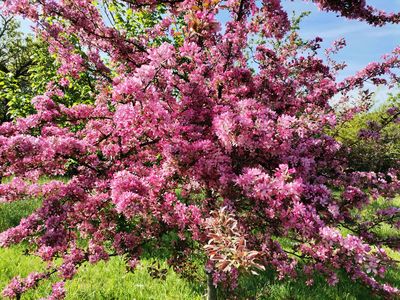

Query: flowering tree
[0,0,400,299]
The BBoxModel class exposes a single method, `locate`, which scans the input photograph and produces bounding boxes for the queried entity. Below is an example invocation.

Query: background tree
[0,15,36,121]
[0,13,97,121]
[334,93,400,174]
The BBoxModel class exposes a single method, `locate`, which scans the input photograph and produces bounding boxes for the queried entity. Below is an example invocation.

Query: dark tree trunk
[207,271,217,300]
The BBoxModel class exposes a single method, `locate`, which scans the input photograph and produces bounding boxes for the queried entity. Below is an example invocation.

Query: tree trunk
[207,271,217,300]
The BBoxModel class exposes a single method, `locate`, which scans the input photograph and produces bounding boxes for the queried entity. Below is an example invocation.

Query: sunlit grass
[2,244,397,300]
[0,246,205,300]
[0,196,399,299]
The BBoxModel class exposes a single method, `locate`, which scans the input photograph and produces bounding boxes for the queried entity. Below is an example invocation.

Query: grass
[0,196,399,299]
[0,246,204,299]
[0,197,206,299]
[0,199,41,232]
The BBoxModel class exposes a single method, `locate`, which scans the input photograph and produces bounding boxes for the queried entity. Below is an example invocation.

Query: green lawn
[0,197,399,299]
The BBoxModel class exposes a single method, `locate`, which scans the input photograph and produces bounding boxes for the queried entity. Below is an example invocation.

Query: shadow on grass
[0,198,41,232]
[216,267,398,300]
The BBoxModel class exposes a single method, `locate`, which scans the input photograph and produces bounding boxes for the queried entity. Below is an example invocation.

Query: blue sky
[281,0,400,83]
[19,0,400,80]
[18,0,400,101]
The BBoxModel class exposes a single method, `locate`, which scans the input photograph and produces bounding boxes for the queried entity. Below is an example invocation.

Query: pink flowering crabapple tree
[1,0,400,298]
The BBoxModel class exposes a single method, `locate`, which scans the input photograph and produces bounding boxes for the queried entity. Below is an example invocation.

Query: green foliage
[104,1,165,41]
[0,39,53,118]
[0,16,34,121]
[0,15,95,121]
[109,2,165,36]
[102,1,184,47]
[334,94,400,173]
